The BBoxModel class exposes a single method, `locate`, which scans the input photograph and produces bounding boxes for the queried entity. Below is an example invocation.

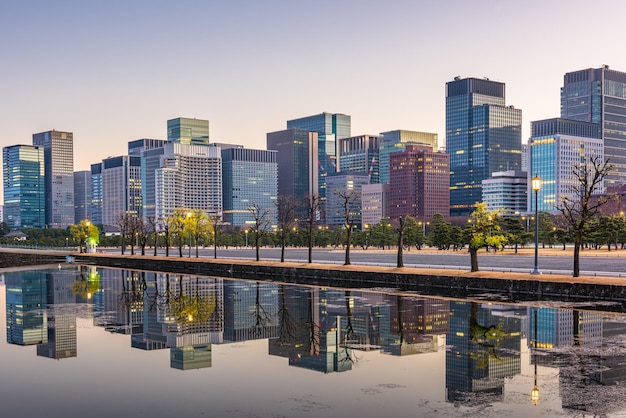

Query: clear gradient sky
[2,0,626,175]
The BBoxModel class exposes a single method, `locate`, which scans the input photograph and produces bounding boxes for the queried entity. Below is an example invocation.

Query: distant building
[378,130,438,185]
[128,138,166,155]
[337,134,379,184]
[528,118,603,213]
[325,172,369,227]
[361,184,390,226]
[102,155,142,227]
[388,145,450,221]
[73,170,92,223]
[446,77,522,217]
[167,117,209,146]
[221,146,278,228]
[2,145,45,228]
[90,163,103,225]
[33,130,75,228]
[481,170,527,217]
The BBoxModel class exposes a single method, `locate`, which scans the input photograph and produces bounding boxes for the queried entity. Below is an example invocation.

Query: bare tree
[208,212,221,259]
[147,215,159,256]
[115,212,129,255]
[397,216,405,267]
[137,217,151,255]
[275,195,298,262]
[557,156,612,277]
[333,189,360,265]
[160,216,173,257]
[304,194,322,263]
[248,203,272,261]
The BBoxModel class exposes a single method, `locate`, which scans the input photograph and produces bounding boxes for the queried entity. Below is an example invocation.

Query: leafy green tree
[0,222,10,236]
[501,217,530,253]
[69,219,100,253]
[467,203,506,272]
[429,213,451,250]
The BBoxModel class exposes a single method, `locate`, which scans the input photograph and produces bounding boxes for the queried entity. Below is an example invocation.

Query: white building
[482,170,527,217]
[361,183,389,227]
[102,155,142,227]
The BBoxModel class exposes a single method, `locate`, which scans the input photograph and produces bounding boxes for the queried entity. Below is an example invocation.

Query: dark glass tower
[561,66,626,185]
[2,145,45,228]
[446,78,522,217]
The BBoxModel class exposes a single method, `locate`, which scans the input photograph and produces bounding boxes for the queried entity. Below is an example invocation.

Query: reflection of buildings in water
[446,302,522,405]
[132,271,167,351]
[96,268,144,335]
[37,270,77,360]
[223,280,279,342]
[5,270,47,345]
[170,345,212,370]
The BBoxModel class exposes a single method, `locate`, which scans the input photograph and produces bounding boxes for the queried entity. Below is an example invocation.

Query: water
[2,265,626,417]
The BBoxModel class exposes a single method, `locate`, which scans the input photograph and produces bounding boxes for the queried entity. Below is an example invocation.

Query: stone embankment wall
[0,250,66,268]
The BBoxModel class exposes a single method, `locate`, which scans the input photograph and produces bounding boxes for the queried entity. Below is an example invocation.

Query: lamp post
[186,212,192,258]
[244,229,248,248]
[531,174,542,275]
[364,224,369,249]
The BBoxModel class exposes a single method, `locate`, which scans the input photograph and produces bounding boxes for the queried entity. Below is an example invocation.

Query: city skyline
[3,0,626,180]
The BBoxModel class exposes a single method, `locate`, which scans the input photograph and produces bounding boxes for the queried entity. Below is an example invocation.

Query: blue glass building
[167,117,209,146]
[90,163,103,225]
[2,145,45,228]
[446,78,522,217]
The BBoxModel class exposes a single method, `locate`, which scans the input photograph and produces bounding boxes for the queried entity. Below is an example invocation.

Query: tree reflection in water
[469,302,508,369]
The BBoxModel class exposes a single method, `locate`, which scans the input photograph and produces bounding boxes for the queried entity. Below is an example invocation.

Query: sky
[2,0,626,175]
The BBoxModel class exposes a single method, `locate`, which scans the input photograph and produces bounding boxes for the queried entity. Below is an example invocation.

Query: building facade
[32,130,75,228]
[167,117,209,146]
[221,146,278,228]
[446,78,522,217]
[481,170,527,217]
[2,145,45,228]
[528,118,603,213]
[325,172,369,227]
[337,134,379,184]
[90,163,103,225]
[388,145,450,221]
[361,184,390,227]
[561,66,626,186]
[101,155,142,227]
[73,170,92,223]
[378,130,438,185]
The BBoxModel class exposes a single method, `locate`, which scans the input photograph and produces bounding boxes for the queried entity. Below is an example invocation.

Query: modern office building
[561,66,626,186]
[2,145,45,228]
[287,112,351,200]
[167,117,209,146]
[155,142,222,221]
[73,170,92,223]
[266,128,319,220]
[37,270,77,360]
[90,163,103,225]
[388,145,450,221]
[101,155,142,227]
[378,130,438,185]
[361,184,390,227]
[127,139,167,220]
[5,271,47,346]
[128,138,166,155]
[337,134,379,184]
[32,130,75,228]
[325,172,369,227]
[446,77,522,217]
[528,118,603,213]
[222,146,278,228]
[481,170,527,217]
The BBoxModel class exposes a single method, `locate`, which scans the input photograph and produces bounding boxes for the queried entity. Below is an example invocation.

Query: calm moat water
[2,265,626,417]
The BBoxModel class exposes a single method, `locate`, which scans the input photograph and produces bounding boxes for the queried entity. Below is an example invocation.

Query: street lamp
[531,174,542,275]
[244,229,248,248]
[186,212,192,258]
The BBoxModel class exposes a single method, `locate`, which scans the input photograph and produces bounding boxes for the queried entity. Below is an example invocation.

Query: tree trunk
[470,247,479,272]
[573,241,581,277]
[280,239,286,262]
[344,228,351,265]
[308,229,313,263]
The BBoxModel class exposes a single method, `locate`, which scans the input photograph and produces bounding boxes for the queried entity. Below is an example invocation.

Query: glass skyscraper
[378,130,438,185]
[446,78,522,217]
[221,147,278,228]
[167,117,209,146]
[32,130,75,228]
[90,163,103,225]
[73,170,92,223]
[2,145,45,228]
[337,134,379,184]
[561,66,626,186]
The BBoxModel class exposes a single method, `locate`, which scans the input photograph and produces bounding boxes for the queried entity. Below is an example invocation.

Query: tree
[304,194,322,263]
[0,221,10,236]
[248,203,272,261]
[170,208,188,258]
[501,217,530,253]
[147,215,159,256]
[557,156,612,277]
[396,216,405,267]
[115,213,130,255]
[208,212,220,259]
[333,189,360,265]
[69,219,100,253]
[429,213,451,250]
[275,195,298,262]
[467,203,506,272]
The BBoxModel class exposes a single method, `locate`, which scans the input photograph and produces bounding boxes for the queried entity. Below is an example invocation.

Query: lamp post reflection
[531,307,540,406]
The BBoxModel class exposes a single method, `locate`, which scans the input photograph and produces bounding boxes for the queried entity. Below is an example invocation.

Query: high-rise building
[446,78,522,217]
[32,130,75,228]
[337,134,379,184]
[101,155,142,227]
[5,271,47,346]
[286,112,351,200]
[126,139,167,220]
[221,146,278,228]
[325,172,369,227]
[167,117,209,146]
[481,170,527,217]
[361,184,389,227]
[2,145,45,228]
[388,145,450,221]
[73,170,92,223]
[378,130,438,185]
[90,163,103,225]
[266,128,319,219]
[128,138,166,155]
[155,143,222,221]
[561,66,626,186]
[528,118,603,213]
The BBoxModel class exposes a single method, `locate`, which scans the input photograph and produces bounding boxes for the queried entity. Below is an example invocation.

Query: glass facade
[221,147,278,228]
[73,171,91,223]
[378,130,438,185]
[338,135,379,184]
[2,145,45,228]
[167,117,209,146]
[561,66,626,186]
[32,130,75,228]
[101,155,142,227]
[90,163,103,225]
[446,78,522,217]
[141,146,165,220]
[325,172,369,227]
